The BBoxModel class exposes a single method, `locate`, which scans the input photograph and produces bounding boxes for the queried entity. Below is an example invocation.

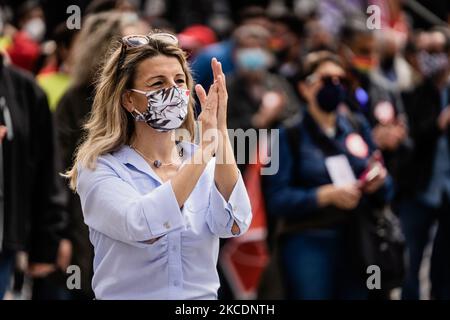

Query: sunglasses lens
[322,76,347,86]
[149,33,178,46]
[124,36,149,47]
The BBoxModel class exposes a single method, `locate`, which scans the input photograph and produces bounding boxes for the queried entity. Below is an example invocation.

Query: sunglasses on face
[306,74,348,87]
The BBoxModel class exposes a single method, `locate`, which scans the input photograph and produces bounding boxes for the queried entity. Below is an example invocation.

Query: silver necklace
[130,144,184,168]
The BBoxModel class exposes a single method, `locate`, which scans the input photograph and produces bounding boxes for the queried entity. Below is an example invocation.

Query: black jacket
[346,72,413,194]
[0,56,67,262]
[54,83,95,298]
[400,79,450,196]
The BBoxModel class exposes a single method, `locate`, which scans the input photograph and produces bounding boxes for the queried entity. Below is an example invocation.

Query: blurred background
[0,0,449,300]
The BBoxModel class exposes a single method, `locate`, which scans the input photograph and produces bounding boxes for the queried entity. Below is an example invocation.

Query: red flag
[219,138,270,299]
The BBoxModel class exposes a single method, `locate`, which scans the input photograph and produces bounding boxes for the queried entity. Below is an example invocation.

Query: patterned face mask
[130,86,190,132]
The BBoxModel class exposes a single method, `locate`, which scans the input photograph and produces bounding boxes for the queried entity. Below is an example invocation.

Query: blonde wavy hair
[65,32,196,190]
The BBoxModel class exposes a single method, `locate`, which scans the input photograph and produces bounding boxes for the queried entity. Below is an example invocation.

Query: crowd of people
[0,0,449,300]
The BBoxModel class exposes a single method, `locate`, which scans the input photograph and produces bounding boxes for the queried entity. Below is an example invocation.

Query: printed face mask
[417,50,449,78]
[130,86,190,132]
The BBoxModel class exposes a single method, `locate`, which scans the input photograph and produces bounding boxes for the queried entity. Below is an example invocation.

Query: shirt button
[173,280,180,287]
[163,221,171,229]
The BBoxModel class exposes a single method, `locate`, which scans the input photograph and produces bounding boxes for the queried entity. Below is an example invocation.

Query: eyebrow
[144,73,185,83]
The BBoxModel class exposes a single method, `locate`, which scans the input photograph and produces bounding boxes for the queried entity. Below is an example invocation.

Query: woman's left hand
[210,58,228,132]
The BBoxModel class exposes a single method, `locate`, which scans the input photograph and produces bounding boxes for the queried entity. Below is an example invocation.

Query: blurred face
[345,33,378,73]
[269,21,299,57]
[305,20,334,52]
[19,6,46,42]
[378,37,398,71]
[300,61,346,102]
[234,36,273,75]
[20,7,44,27]
[428,31,447,53]
[416,31,449,83]
[122,55,189,131]
[300,61,347,113]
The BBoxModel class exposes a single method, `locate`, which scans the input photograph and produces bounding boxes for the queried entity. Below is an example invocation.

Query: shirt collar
[112,141,198,184]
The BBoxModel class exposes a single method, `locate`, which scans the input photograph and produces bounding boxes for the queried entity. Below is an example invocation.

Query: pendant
[153,160,162,168]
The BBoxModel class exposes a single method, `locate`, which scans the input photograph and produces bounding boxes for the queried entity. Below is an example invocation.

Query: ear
[298,82,308,99]
[121,90,135,113]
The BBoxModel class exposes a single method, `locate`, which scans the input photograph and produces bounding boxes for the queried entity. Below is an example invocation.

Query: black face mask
[316,79,346,113]
[380,55,395,72]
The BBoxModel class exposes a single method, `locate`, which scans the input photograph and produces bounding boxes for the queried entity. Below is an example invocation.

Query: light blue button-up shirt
[76,141,252,300]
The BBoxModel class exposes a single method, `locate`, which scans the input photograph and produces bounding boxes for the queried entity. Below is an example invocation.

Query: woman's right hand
[317,184,362,210]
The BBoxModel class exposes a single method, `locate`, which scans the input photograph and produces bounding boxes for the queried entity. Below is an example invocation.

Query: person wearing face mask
[63,30,252,300]
[226,24,300,171]
[268,13,304,95]
[6,1,45,72]
[373,31,421,93]
[338,19,408,134]
[398,28,450,300]
[54,12,150,300]
[339,22,412,267]
[263,52,394,300]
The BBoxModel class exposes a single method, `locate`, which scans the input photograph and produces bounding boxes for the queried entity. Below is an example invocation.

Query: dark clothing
[400,80,450,197]
[0,57,67,263]
[264,110,393,224]
[397,79,450,300]
[54,84,95,299]
[226,72,300,173]
[346,73,412,195]
[263,109,394,299]
[398,196,450,300]
[0,249,14,298]
[280,226,368,299]
[227,72,299,132]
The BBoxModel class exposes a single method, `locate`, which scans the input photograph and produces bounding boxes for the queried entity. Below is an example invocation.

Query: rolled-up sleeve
[206,171,252,238]
[77,157,185,247]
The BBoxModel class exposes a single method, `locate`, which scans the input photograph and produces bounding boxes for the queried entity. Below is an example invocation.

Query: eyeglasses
[116,33,179,79]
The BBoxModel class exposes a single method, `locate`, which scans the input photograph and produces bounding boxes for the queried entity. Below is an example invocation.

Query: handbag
[357,204,405,290]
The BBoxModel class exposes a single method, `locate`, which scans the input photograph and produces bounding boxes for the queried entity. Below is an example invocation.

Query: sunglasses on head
[121,33,179,48]
[116,33,179,79]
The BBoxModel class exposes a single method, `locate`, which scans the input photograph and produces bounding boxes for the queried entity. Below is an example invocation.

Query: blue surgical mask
[235,48,272,71]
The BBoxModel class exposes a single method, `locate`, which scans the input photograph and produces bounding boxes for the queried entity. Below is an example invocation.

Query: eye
[151,81,163,87]
[176,79,185,84]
